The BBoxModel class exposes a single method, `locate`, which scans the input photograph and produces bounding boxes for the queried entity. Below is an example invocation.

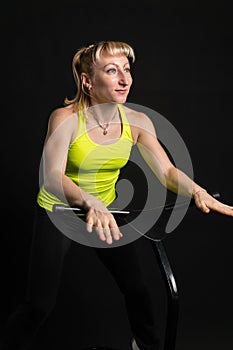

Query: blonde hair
[64,41,135,110]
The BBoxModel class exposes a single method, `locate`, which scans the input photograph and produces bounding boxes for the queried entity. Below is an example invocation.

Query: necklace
[97,121,109,135]
[94,109,118,135]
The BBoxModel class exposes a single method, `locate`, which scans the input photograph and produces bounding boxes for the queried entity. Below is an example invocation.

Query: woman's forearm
[44,171,108,211]
[165,166,206,198]
[44,170,86,207]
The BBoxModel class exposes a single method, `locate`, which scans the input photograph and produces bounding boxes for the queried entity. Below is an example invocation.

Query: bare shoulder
[44,104,79,144]
[121,104,156,136]
[48,104,78,129]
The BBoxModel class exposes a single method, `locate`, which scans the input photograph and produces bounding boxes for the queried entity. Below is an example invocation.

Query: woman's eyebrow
[103,62,130,68]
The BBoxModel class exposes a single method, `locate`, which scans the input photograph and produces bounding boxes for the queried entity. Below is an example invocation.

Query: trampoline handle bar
[53,192,220,215]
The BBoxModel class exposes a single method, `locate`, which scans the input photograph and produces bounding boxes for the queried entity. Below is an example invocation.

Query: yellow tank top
[37,104,134,211]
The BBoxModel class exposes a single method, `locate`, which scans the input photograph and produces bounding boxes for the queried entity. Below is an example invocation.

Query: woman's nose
[118,71,129,85]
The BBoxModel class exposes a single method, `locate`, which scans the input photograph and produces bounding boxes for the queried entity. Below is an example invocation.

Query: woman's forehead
[95,52,130,66]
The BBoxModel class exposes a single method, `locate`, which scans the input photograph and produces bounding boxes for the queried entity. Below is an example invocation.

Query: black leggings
[2,205,161,350]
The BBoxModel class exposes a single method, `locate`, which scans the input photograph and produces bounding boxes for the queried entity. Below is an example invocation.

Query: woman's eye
[107,68,117,74]
[106,67,131,74]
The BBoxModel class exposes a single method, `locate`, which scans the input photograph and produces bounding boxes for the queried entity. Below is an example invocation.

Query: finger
[221,207,233,216]
[109,216,123,240]
[95,220,106,242]
[209,203,233,216]
[86,218,94,233]
[103,227,113,245]
[196,198,210,213]
[110,226,123,240]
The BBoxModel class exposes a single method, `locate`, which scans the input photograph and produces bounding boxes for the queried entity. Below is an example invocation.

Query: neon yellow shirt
[37,104,134,211]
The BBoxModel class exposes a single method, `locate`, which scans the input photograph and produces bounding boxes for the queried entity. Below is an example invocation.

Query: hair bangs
[94,41,135,63]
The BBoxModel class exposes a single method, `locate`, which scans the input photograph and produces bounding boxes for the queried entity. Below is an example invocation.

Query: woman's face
[89,52,133,105]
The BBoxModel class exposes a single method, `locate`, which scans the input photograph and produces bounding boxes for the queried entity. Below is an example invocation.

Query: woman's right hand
[83,197,123,245]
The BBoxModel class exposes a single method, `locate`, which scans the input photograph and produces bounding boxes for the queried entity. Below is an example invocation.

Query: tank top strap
[77,108,86,138]
[117,104,133,141]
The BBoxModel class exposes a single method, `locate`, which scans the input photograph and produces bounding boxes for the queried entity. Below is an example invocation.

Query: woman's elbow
[43,169,62,193]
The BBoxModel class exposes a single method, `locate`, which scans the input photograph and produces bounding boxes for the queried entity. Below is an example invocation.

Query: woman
[38,41,233,244]
[2,41,232,350]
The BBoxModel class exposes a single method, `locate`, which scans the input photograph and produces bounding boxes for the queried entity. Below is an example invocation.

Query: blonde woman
[2,41,232,350]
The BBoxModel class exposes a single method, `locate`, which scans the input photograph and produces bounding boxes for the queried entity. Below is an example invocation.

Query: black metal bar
[53,192,220,215]
[151,191,220,350]
[53,204,130,215]
[152,240,179,350]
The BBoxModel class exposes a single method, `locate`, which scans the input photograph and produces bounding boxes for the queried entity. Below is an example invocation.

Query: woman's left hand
[194,190,233,217]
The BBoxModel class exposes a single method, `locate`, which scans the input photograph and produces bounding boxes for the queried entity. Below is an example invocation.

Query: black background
[0,0,233,349]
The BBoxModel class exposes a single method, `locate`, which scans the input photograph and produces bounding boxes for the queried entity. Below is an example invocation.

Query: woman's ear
[81,73,92,89]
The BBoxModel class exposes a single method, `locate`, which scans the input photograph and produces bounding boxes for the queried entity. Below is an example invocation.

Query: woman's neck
[86,102,119,124]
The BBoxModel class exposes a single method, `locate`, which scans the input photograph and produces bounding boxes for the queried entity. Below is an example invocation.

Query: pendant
[98,121,109,135]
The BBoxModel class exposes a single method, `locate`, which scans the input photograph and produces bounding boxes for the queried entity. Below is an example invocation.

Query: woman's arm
[134,112,233,217]
[42,107,122,244]
[43,107,84,207]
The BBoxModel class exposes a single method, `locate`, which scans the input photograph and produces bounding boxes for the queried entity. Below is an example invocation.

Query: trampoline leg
[152,240,179,350]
